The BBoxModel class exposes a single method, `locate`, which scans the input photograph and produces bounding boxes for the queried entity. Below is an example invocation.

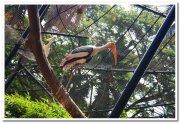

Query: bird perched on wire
[18,36,57,61]
[59,42,117,90]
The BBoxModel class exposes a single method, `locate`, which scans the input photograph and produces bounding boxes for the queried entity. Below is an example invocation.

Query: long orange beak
[109,43,117,65]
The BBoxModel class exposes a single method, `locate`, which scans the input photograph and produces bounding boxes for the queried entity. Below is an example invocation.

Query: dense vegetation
[5,5,175,118]
[5,93,71,118]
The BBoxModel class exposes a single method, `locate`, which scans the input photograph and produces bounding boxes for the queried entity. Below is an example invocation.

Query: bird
[60,42,117,72]
[59,42,117,90]
[18,36,57,61]
[43,36,57,57]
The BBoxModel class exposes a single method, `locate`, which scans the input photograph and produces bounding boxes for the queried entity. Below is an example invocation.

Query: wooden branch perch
[27,5,86,118]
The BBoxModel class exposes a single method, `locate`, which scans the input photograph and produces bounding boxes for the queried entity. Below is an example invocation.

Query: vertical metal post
[109,5,175,118]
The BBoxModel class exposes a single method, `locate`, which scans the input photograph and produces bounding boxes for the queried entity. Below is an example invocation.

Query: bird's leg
[60,71,65,84]
[65,65,80,91]
[72,65,81,75]
[55,71,66,95]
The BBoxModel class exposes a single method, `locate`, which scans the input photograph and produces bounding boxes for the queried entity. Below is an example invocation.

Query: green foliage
[5,5,17,13]
[162,48,174,56]
[5,5,175,118]
[5,93,71,118]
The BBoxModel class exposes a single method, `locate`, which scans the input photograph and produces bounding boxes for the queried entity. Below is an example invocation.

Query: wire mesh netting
[5,5,175,118]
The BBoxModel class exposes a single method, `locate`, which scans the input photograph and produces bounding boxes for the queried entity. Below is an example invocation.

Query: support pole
[5,5,49,67]
[14,29,89,39]
[109,5,175,118]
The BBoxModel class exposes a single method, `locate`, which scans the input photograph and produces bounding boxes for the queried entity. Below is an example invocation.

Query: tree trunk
[27,5,86,118]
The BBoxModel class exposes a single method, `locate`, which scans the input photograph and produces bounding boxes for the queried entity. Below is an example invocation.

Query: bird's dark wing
[71,46,93,54]
[62,46,93,67]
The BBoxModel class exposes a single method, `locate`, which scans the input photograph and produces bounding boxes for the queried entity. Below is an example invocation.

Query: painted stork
[59,42,117,90]
[60,42,117,72]
[18,36,57,61]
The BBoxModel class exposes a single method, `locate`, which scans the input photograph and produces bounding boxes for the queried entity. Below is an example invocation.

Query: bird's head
[106,42,117,65]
